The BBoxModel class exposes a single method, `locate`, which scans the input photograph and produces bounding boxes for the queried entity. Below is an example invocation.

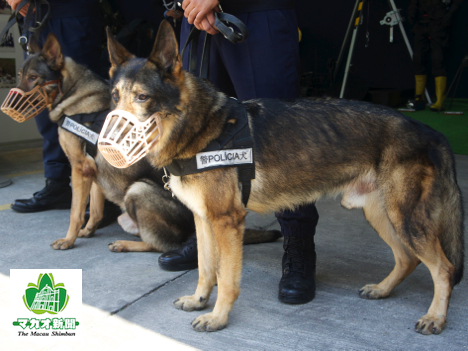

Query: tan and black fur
[107,21,464,335]
[18,33,280,253]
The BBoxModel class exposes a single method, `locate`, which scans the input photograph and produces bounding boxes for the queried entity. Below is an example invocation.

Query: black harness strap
[165,99,255,206]
[57,109,110,158]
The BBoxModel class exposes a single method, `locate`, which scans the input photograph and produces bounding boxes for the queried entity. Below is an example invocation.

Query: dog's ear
[41,33,64,71]
[107,27,134,77]
[28,35,41,55]
[148,20,182,76]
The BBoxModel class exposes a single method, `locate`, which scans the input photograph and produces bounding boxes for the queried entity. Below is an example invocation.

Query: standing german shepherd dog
[16,34,279,253]
[107,21,464,335]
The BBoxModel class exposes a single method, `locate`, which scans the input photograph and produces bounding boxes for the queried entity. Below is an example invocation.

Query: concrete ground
[0,142,467,351]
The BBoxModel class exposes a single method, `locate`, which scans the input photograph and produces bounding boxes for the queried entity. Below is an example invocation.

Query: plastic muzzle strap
[1,80,59,123]
[97,110,163,168]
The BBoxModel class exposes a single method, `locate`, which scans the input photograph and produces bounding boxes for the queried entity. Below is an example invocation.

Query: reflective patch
[62,117,99,145]
[196,148,253,169]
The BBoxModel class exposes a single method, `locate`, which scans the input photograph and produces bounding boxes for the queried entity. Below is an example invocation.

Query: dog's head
[1,34,63,122]
[106,21,183,122]
[104,21,228,168]
[103,21,187,167]
[17,33,63,98]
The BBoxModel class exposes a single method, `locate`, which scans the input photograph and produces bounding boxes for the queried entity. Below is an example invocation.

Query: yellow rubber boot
[430,76,447,111]
[415,75,427,96]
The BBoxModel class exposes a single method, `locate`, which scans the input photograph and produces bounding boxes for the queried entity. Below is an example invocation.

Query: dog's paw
[358,284,389,299]
[191,312,227,332]
[415,314,446,335]
[50,239,74,250]
[108,241,128,252]
[78,227,95,238]
[174,295,207,312]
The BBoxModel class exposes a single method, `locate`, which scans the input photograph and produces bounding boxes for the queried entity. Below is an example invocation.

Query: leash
[0,0,51,53]
[180,11,248,79]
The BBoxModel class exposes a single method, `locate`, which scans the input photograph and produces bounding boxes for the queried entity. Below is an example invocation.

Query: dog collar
[165,98,255,206]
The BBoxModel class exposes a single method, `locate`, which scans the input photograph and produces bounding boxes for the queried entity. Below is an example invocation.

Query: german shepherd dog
[17,33,279,253]
[106,21,464,335]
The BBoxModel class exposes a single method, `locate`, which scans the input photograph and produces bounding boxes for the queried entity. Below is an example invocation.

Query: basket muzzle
[1,80,59,123]
[97,110,163,168]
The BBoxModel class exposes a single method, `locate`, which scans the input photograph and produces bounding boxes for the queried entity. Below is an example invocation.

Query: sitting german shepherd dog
[106,21,464,335]
[16,34,279,252]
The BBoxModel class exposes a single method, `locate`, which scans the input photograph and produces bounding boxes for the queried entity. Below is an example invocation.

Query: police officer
[407,0,463,111]
[8,0,120,225]
[158,0,319,305]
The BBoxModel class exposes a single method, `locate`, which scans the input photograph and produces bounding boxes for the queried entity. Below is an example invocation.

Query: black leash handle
[180,12,248,80]
[214,12,248,44]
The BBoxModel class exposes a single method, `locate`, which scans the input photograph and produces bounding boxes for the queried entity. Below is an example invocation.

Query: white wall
[0,13,41,144]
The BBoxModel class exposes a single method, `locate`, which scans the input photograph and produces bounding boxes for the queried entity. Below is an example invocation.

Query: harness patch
[62,117,99,145]
[196,148,253,170]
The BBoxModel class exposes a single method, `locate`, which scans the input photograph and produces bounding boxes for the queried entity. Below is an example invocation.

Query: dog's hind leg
[109,240,157,252]
[359,191,421,299]
[412,242,454,335]
[174,214,217,313]
[78,182,105,238]
[380,160,462,335]
[109,180,194,252]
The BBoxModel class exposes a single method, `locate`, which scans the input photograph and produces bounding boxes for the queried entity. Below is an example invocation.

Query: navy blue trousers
[180,10,319,237]
[32,15,102,180]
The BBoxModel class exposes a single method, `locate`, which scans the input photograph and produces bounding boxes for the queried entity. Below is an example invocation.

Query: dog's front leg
[78,182,105,238]
[51,155,97,250]
[190,210,245,332]
[174,213,217,311]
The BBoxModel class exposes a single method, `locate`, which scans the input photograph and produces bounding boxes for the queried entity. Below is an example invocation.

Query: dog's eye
[136,94,148,102]
[112,92,119,102]
[28,75,37,82]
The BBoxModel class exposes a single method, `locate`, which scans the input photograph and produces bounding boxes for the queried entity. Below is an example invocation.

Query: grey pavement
[0,147,467,350]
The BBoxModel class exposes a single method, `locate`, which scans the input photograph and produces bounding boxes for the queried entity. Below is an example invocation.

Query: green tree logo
[23,273,69,314]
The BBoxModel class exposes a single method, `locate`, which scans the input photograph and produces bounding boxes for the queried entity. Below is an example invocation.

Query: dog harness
[57,110,110,158]
[165,99,255,207]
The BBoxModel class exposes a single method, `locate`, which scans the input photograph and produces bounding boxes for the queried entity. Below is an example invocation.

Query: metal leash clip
[162,168,176,198]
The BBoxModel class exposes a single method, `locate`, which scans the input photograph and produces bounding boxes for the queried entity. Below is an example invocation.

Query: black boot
[11,178,72,213]
[278,236,316,304]
[406,95,425,111]
[158,234,198,271]
[83,200,121,229]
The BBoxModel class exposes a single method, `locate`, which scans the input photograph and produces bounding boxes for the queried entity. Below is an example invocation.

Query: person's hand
[182,0,219,35]
[6,0,30,17]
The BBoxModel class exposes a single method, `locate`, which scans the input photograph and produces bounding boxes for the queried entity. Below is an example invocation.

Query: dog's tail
[243,229,282,245]
[437,145,465,286]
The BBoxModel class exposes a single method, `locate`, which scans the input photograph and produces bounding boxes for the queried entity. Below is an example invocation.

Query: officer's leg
[408,24,429,110]
[429,25,449,111]
[216,9,319,304]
